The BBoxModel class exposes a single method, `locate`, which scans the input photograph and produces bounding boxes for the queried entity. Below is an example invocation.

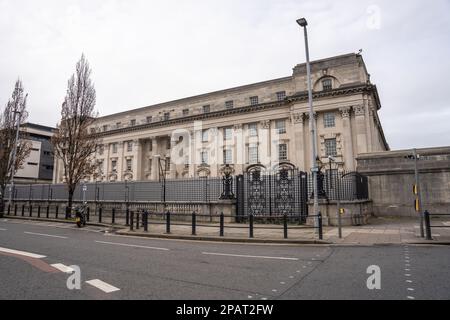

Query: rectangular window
[275,120,287,134]
[126,159,132,171]
[224,127,232,141]
[325,139,337,157]
[103,125,108,132]
[98,161,104,174]
[116,122,121,129]
[166,139,171,150]
[202,129,209,143]
[278,144,288,161]
[223,149,232,164]
[127,141,133,152]
[250,96,259,106]
[276,91,286,101]
[183,109,189,116]
[324,112,336,128]
[203,105,210,114]
[248,123,258,137]
[322,79,332,91]
[164,113,170,121]
[201,150,208,165]
[90,128,96,134]
[27,162,38,166]
[146,116,152,124]
[111,160,117,172]
[225,100,234,109]
[248,145,259,164]
[112,143,118,154]
[130,119,136,126]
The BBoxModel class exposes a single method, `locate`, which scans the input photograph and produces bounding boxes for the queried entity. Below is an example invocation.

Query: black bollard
[136,211,140,230]
[192,212,197,236]
[21,204,25,217]
[318,212,323,240]
[143,211,148,232]
[98,207,102,223]
[14,204,18,216]
[86,207,90,222]
[29,205,33,217]
[283,214,288,239]
[55,205,59,219]
[38,206,41,218]
[424,210,433,240]
[220,212,224,237]
[46,205,50,218]
[166,211,171,234]
[249,214,254,238]
[125,208,130,226]
[130,211,134,231]
[112,208,116,224]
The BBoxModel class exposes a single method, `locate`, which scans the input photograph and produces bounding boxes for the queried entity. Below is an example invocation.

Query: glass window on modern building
[250,96,259,106]
[223,149,232,164]
[224,127,233,141]
[276,91,286,101]
[275,119,287,134]
[322,79,332,91]
[126,159,132,171]
[248,144,259,164]
[325,138,337,157]
[324,112,336,128]
[203,105,210,114]
[248,123,258,137]
[225,100,234,109]
[278,143,288,161]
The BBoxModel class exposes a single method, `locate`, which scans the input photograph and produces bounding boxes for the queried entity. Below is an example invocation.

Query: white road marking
[405,269,411,271]
[95,241,169,251]
[289,276,294,279]
[51,263,75,273]
[86,279,120,293]
[24,232,68,239]
[280,282,286,285]
[405,274,411,277]
[406,280,413,283]
[407,296,415,300]
[201,252,299,261]
[0,246,46,259]
[0,228,7,231]
[248,295,253,299]
[407,288,415,291]
[272,289,278,292]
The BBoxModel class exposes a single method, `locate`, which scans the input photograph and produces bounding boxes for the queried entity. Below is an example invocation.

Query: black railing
[424,211,450,240]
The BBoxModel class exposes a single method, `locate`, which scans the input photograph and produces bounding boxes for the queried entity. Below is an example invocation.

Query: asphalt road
[0,218,449,300]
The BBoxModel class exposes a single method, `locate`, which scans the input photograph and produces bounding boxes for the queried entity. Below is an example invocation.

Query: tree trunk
[67,189,74,219]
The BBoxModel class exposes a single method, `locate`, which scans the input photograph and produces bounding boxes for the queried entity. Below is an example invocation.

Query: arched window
[322,78,333,91]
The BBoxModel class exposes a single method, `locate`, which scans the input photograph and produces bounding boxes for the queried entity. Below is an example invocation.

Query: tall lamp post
[405,149,424,238]
[8,109,22,209]
[297,18,319,223]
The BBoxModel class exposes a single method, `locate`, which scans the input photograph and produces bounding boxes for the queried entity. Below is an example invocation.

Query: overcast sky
[1,0,449,150]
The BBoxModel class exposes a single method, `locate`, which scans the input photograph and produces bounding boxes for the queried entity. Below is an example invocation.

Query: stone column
[189,131,196,178]
[118,142,124,181]
[340,107,355,171]
[134,139,143,181]
[169,135,177,179]
[354,105,368,154]
[259,120,271,168]
[151,138,159,181]
[364,96,373,152]
[105,143,111,178]
[291,112,305,170]
[233,124,243,174]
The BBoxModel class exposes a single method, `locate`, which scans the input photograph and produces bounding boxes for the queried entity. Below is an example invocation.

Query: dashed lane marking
[202,252,299,261]
[86,279,120,293]
[95,241,169,251]
[24,232,68,239]
[51,263,75,273]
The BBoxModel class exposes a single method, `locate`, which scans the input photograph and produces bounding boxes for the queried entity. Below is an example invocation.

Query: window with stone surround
[103,125,108,132]
[275,119,287,134]
[203,105,210,114]
[278,144,288,161]
[325,138,337,157]
[112,143,118,154]
[322,79,332,91]
[201,150,208,165]
[126,159,132,171]
[147,116,152,124]
[130,119,136,126]
[111,160,117,172]
[98,160,104,174]
[164,113,170,121]
[324,112,336,128]
[248,144,259,164]
[202,129,209,143]
[225,100,234,109]
[127,141,133,152]
[248,123,258,137]
[224,127,232,141]
[223,149,232,164]
[276,91,286,101]
[183,109,189,116]
[250,96,259,106]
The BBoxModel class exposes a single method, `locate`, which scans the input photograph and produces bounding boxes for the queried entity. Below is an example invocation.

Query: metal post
[29,205,32,217]
[338,207,343,239]
[220,212,224,237]
[249,214,254,238]
[37,206,41,218]
[46,205,50,219]
[14,204,17,216]
[98,207,102,223]
[55,205,59,219]
[126,208,130,226]
[318,212,323,240]
[112,208,115,224]
[298,18,319,226]
[21,204,25,217]
[143,211,148,232]
[136,211,140,230]
[130,211,134,231]
[413,149,424,238]
[424,210,432,240]
[166,211,171,234]
[283,214,288,239]
[7,204,11,216]
[192,212,197,236]
[86,207,90,222]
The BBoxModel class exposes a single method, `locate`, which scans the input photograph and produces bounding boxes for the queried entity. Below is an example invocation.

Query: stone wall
[357,147,450,217]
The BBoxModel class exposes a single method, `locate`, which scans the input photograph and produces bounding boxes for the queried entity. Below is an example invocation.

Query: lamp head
[328,156,336,162]
[297,18,308,27]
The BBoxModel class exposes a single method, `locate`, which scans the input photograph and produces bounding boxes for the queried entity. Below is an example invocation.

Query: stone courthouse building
[53,53,390,183]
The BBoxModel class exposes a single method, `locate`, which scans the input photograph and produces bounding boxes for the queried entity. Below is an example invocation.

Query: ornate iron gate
[244,163,308,222]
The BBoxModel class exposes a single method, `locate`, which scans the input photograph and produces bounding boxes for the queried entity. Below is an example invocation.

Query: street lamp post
[220,164,235,200]
[8,110,22,209]
[328,156,342,238]
[406,149,424,238]
[297,18,319,224]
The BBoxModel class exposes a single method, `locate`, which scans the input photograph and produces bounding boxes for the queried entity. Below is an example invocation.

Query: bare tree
[0,80,31,217]
[52,54,99,214]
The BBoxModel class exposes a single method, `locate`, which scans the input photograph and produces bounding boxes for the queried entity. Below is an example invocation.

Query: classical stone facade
[53,53,389,183]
